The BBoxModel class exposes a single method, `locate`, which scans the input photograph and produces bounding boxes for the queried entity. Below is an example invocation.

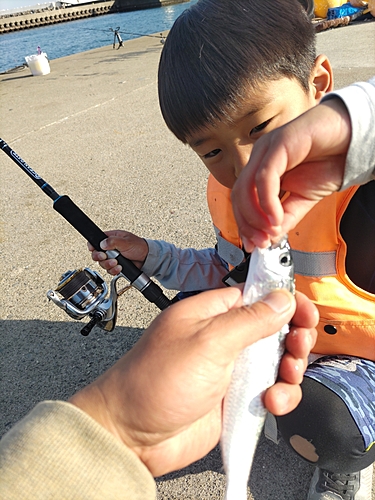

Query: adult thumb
[214,289,296,355]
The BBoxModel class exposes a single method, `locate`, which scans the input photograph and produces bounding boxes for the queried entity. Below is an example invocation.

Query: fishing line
[82,26,166,39]
[0,27,165,73]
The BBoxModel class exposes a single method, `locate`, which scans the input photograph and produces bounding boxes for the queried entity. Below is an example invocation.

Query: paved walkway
[0,18,374,499]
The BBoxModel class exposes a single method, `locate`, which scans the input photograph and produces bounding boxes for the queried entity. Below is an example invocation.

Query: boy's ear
[310,54,334,102]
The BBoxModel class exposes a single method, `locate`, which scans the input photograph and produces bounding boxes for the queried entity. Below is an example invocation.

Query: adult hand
[232,98,351,251]
[70,287,318,477]
[88,229,149,275]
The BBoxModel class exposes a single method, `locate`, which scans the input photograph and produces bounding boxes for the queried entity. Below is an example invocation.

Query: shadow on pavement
[0,318,143,436]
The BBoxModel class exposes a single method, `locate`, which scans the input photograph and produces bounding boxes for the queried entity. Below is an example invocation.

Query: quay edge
[0,0,189,34]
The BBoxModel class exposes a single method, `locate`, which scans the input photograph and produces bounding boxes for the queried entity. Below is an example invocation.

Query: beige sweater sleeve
[0,400,156,499]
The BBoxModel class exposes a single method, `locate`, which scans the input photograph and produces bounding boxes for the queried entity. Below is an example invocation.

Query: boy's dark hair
[158,0,316,143]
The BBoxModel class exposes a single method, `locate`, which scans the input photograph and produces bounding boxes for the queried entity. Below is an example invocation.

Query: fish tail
[225,479,249,500]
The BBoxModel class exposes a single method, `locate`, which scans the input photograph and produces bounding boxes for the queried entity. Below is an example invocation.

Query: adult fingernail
[276,389,290,414]
[100,240,108,250]
[309,330,317,350]
[261,290,292,313]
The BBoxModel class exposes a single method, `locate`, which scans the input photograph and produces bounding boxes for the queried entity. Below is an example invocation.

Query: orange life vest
[207,174,375,360]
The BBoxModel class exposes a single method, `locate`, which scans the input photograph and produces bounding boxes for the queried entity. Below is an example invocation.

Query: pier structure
[0,0,188,34]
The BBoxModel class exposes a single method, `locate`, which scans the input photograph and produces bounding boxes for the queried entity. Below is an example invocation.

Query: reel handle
[80,312,102,336]
[53,195,171,311]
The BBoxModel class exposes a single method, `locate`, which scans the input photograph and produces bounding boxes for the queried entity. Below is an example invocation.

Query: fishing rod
[1,139,172,332]
[84,27,166,39]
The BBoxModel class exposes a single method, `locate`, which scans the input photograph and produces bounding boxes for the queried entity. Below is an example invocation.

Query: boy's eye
[203,148,221,159]
[250,118,272,136]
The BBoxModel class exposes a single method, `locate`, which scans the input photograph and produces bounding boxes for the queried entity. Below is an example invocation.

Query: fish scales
[221,235,295,500]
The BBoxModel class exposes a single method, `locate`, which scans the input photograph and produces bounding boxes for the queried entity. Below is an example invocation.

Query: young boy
[90,1,375,498]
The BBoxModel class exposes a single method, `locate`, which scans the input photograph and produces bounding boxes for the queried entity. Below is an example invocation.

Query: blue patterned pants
[276,355,375,473]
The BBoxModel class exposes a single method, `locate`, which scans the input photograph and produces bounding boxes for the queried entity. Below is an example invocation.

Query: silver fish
[221,235,295,500]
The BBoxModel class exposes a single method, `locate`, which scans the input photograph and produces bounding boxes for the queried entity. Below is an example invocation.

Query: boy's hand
[87,230,149,275]
[232,98,351,251]
[70,287,318,477]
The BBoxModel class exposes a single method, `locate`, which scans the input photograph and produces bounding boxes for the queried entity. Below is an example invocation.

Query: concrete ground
[0,17,374,500]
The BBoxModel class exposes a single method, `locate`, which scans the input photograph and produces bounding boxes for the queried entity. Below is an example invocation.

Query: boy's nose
[233,145,252,178]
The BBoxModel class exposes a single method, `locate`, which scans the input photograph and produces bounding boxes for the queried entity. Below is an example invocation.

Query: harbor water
[0,0,197,73]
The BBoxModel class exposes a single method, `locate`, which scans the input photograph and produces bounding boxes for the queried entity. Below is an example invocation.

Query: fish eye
[279,253,291,266]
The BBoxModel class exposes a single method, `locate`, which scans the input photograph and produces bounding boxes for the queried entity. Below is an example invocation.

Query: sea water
[0,0,197,73]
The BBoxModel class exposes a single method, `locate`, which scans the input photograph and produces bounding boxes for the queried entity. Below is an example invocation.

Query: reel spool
[47,268,124,335]
[53,269,107,313]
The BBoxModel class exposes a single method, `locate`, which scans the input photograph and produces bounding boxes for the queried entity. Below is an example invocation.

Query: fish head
[243,235,295,305]
[259,235,295,294]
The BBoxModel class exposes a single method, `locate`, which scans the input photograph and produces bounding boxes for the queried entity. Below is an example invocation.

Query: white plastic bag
[25,53,50,76]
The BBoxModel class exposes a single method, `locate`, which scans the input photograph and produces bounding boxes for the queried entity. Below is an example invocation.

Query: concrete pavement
[0,18,374,500]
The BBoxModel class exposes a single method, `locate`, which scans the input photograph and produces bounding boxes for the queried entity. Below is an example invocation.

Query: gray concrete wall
[115,0,188,11]
[0,0,188,34]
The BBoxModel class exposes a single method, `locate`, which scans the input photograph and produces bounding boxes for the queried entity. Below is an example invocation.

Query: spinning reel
[47,268,130,336]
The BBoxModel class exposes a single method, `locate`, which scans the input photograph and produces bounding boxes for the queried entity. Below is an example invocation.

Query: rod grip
[53,195,171,310]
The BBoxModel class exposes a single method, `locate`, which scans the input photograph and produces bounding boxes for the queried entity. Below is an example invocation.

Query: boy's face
[187,77,319,189]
